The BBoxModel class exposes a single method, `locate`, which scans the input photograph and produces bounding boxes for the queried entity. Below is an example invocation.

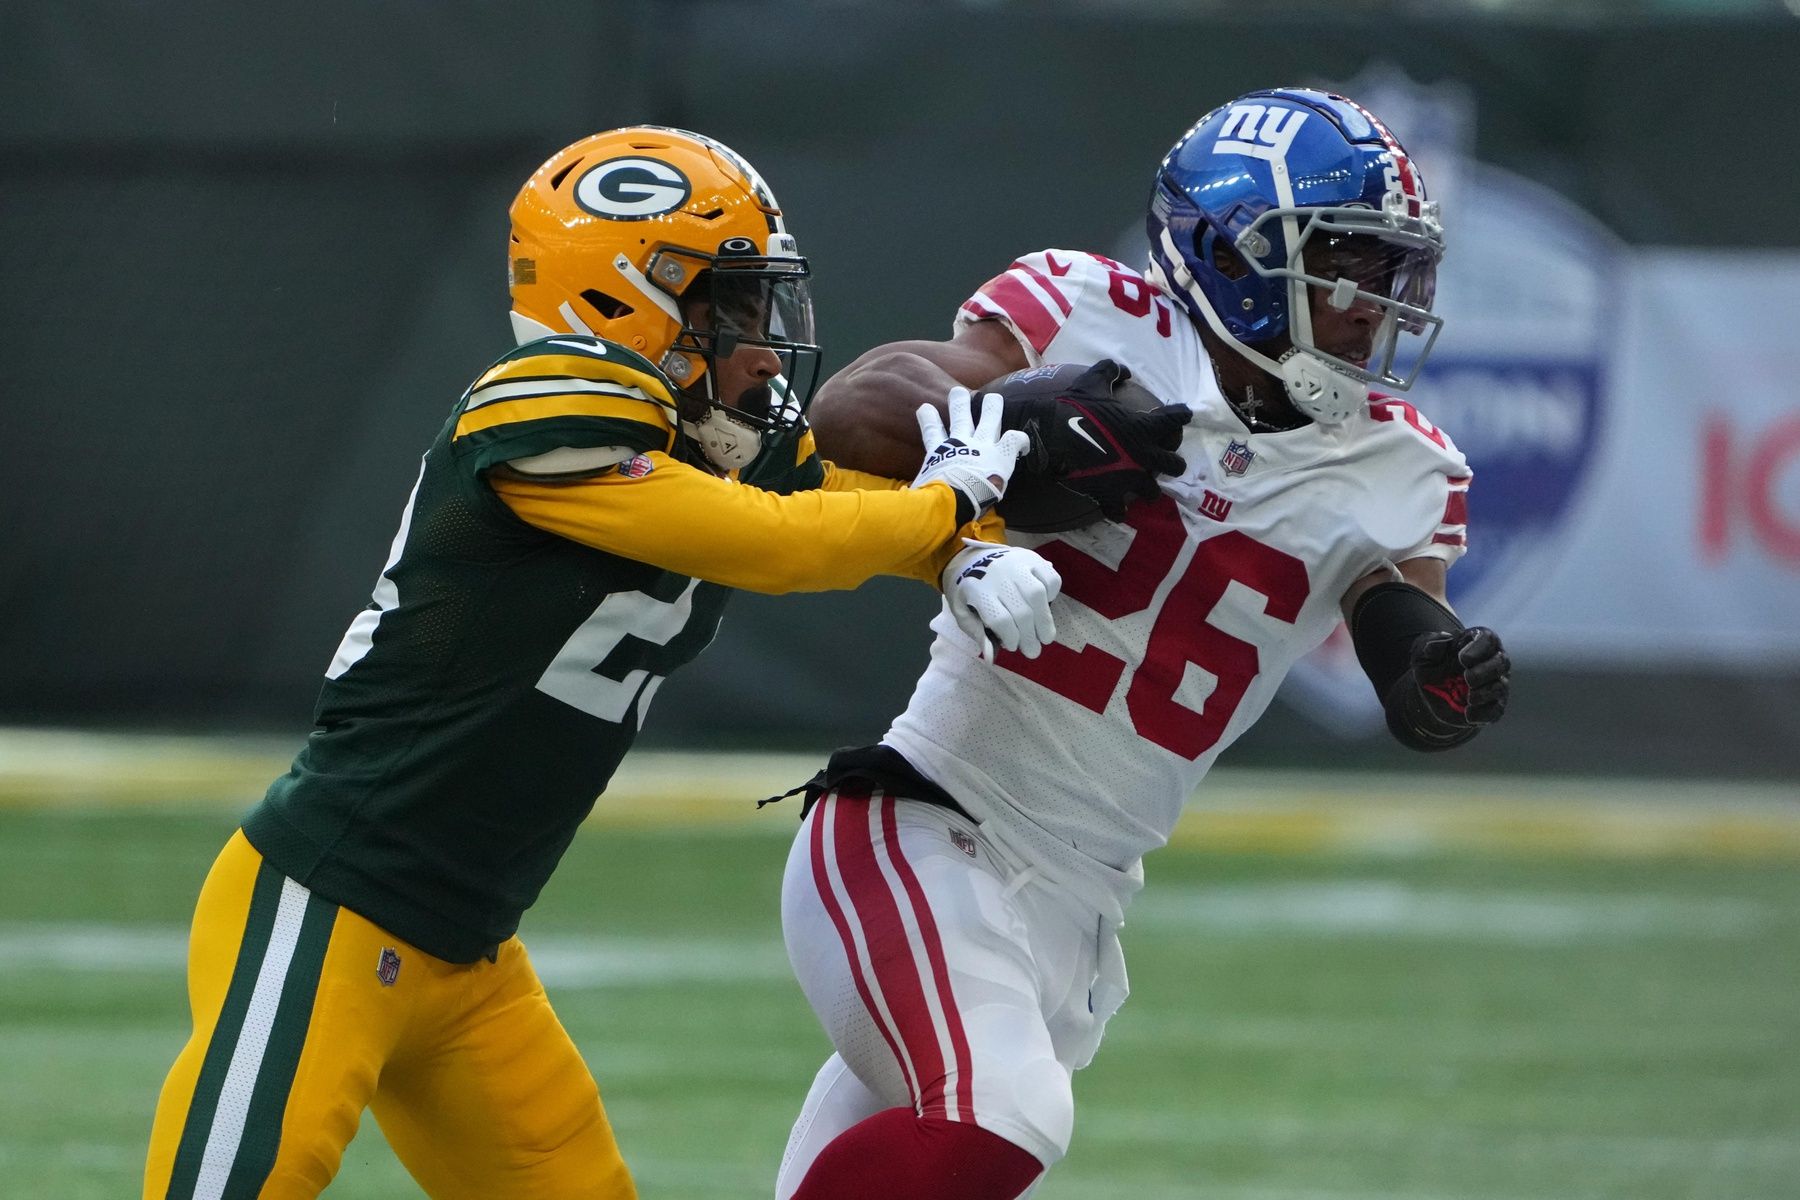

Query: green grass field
[2,736,1796,1199]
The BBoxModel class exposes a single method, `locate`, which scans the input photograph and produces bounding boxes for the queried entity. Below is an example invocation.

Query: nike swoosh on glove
[1003,359,1191,522]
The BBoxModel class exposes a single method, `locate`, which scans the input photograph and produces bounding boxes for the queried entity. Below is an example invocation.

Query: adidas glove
[940,539,1061,662]
[912,387,1032,527]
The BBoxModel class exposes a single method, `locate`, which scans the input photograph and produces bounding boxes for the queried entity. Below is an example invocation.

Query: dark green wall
[5,3,1797,776]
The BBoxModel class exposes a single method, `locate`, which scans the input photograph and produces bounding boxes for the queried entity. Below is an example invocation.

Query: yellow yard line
[1,729,1796,859]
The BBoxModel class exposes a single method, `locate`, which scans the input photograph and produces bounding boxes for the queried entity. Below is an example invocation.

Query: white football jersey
[884,250,1470,919]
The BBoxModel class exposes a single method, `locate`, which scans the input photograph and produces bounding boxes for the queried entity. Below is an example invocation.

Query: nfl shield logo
[1220,439,1255,476]
[621,454,655,478]
[949,828,978,858]
[376,946,402,987]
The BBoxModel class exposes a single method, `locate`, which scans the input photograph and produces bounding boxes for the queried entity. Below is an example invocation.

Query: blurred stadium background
[3,1,1797,1197]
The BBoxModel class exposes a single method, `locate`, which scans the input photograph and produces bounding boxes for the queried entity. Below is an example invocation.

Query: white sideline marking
[0,923,190,969]
[1041,1183,1534,1200]
[0,1141,145,1169]
[1074,1110,1800,1184]
[1131,881,1770,942]
[0,923,788,987]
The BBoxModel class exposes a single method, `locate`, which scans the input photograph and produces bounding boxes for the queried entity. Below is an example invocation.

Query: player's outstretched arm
[1342,558,1511,751]
[811,321,1029,478]
[491,386,1026,597]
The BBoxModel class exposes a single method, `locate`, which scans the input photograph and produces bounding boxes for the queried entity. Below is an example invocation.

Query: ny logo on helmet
[574,157,693,220]
[1214,105,1309,160]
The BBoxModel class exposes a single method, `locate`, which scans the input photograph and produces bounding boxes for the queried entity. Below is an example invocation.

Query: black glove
[1388,626,1511,750]
[1000,360,1191,523]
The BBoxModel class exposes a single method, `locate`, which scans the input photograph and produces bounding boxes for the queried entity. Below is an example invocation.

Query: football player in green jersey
[140,125,1161,1200]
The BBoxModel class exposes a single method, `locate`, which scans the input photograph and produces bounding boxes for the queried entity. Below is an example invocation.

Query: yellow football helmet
[508,126,821,470]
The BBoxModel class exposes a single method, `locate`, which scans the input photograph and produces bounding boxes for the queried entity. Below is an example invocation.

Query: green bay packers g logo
[574,157,692,220]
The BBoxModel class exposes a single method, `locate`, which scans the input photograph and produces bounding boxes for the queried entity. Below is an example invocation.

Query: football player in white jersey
[770,88,1512,1200]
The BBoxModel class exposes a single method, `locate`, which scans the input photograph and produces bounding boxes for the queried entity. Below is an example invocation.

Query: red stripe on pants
[810,793,917,1101]
[877,798,977,1122]
[826,794,955,1117]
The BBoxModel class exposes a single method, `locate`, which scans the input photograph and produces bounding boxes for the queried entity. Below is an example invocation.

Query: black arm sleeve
[1349,582,1462,695]
[1348,581,1477,752]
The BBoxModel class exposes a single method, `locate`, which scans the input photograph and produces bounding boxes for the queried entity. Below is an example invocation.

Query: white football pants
[777,790,1123,1197]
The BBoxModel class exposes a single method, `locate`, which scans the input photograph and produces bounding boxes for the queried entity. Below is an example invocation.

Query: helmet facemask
[657,243,822,473]
[1157,201,1444,426]
[1246,203,1444,400]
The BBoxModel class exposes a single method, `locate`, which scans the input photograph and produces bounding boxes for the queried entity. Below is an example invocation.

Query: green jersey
[242,336,824,962]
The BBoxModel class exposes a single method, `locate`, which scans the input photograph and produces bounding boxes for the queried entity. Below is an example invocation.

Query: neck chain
[1230,383,1309,434]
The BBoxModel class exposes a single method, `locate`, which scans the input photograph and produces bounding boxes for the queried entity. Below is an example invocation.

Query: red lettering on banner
[1700,418,1731,558]
[1700,413,1800,565]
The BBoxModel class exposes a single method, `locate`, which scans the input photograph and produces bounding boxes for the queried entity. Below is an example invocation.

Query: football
[988,360,1168,532]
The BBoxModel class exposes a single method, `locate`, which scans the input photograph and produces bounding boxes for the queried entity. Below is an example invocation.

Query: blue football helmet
[1146,88,1446,423]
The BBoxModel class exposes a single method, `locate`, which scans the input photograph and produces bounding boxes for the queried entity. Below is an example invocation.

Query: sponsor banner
[1491,251,1800,664]
[1296,249,1800,736]
[1275,70,1800,733]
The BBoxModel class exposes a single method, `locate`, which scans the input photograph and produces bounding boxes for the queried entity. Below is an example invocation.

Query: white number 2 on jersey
[536,579,702,726]
[326,457,699,727]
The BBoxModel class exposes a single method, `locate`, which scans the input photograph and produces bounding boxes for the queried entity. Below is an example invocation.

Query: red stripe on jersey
[877,797,975,1123]
[1432,532,1467,546]
[828,795,955,1118]
[1443,489,1468,526]
[810,796,917,1102]
[1009,261,1072,315]
[978,273,1062,355]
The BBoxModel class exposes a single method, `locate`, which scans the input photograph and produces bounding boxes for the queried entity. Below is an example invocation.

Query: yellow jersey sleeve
[490,452,968,595]
[818,462,1008,586]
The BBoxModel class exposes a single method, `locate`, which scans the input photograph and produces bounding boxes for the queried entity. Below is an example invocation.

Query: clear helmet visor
[1241,206,1446,391]
[690,258,822,430]
[666,255,822,472]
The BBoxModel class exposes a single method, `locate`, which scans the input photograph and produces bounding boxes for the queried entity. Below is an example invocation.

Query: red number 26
[995,495,1311,760]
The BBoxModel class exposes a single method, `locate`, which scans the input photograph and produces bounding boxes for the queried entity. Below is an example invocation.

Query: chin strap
[1152,230,1367,426]
[680,408,762,472]
[1275,347,1367,424]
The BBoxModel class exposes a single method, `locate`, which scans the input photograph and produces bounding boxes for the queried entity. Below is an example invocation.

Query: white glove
[912,387,1032,526]
[940,538,1061,662]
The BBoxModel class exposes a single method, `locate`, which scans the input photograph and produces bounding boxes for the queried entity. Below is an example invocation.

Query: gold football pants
[144,830,635,1199]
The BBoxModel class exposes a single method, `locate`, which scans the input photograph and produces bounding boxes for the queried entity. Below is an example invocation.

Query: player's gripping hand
[1390,627,1511,749]
[940,539,1061,662]
[912,386,1032,527]
[1003,360,1192,520]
